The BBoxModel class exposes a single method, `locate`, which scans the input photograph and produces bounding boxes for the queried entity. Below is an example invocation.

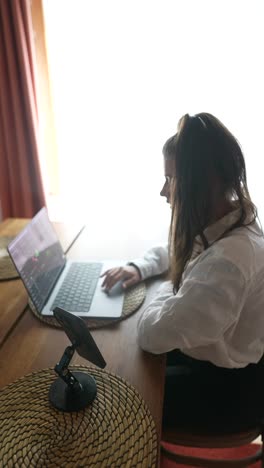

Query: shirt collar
[203,207,242,245]
[191,204,255,260]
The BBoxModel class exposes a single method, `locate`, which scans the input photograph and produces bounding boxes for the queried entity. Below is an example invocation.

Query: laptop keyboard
[51,262,103,313]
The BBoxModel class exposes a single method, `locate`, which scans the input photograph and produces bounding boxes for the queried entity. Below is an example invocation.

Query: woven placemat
[29,282,146,329]
[0,237,19,280]
[0,365,157,467]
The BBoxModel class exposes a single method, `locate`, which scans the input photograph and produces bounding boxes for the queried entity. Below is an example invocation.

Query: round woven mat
[29,282,146,329]
[0,365,157,467]
[0,236,19,280]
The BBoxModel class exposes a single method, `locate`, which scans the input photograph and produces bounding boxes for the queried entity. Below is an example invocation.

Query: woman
[101,113,264,430]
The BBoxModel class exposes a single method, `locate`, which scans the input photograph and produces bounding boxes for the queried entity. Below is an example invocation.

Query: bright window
[42,0,264,242]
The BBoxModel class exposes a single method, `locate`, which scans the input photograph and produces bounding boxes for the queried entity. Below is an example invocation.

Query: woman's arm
[137,256,247,355]
[101,245,169,291]
[129,245,169,280]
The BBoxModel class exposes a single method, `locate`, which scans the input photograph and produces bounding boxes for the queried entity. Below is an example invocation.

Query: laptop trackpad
[107,280,124,297]
[86,273,124,318]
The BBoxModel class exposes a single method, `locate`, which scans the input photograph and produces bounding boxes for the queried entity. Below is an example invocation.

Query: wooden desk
[0,222,166,445]
[0,219,84,347]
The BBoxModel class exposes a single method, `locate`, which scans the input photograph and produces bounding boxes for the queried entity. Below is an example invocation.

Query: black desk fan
[49,307,106,412]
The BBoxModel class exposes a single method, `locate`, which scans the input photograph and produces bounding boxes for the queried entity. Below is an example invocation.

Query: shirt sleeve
[137,255,247,354]
[129,245,169,280]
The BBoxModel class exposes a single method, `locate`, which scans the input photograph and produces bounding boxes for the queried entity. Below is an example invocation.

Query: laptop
[7,207,125,318]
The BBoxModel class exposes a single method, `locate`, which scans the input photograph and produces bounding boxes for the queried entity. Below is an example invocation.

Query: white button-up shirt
[135,208,264,368]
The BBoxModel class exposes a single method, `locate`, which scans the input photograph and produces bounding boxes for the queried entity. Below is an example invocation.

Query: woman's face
[160,158,176,204]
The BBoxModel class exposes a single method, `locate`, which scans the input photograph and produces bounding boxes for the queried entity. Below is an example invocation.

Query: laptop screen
[8,207,66,311]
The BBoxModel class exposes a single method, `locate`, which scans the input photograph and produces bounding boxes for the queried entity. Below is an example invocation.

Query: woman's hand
[100,265,141,291]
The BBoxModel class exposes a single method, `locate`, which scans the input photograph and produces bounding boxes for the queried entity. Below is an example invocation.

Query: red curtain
[0,0,46,219]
